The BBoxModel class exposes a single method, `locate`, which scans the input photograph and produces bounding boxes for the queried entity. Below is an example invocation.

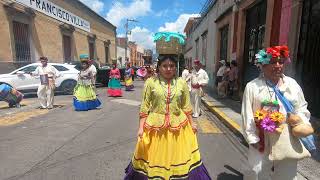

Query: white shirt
[181,69,191,91]
[241,75,310,144]
[217,66,226,77]
[89,64,97,76]
[33,64,59,78]
[191,68,209,87]
[78,67,95,85]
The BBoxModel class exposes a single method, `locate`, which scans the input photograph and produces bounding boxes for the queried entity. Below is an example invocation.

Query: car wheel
[60,80,77,95]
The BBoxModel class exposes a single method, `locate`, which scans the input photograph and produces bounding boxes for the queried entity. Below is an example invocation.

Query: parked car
[0,63,79,94]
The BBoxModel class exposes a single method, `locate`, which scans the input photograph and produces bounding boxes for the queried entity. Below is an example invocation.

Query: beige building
[0,0,116,73]
[184,0,235,89]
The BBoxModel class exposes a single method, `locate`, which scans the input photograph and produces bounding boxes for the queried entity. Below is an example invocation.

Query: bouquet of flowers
[254,107,286,133]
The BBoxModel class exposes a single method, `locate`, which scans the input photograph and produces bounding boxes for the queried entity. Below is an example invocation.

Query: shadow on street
[217,165,243,180]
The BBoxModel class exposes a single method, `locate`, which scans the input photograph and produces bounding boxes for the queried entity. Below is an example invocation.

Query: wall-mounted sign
[16,0,90,32]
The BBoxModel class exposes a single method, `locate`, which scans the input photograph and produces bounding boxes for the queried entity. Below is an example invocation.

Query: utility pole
[125,19,138,65]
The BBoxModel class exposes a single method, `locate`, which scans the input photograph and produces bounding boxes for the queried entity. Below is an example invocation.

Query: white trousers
[244,146,298,180]
[37,85,55,108]
[191,88,201,117]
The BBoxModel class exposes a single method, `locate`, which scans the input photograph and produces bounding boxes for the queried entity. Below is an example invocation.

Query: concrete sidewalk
[201,91,320,180]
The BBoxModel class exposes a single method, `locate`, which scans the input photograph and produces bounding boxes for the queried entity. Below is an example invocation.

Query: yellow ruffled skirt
[125,122,211,180]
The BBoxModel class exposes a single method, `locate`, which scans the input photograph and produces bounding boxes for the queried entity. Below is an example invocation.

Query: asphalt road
[0,81,310,180]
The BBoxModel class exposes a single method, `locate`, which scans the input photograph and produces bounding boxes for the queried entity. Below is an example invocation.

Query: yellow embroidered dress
[125,77,211,180]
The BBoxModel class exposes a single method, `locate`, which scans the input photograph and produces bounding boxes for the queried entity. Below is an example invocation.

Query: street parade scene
[0,0,320,180]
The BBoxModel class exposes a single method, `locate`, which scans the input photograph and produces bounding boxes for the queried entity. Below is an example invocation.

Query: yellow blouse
[139,77,193,130]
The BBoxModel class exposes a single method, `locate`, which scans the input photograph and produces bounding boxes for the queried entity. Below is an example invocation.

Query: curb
[201,97,243,137]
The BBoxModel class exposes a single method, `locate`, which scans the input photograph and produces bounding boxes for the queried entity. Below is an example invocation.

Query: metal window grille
[13,21,31,63]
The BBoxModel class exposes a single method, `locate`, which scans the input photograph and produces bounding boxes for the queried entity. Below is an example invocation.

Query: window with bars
[220,25,229,61]
[89,42,95,60]
[63,35,71,63]
[195,38,199,59]
[202,32,207,65]
[13,21,31,63]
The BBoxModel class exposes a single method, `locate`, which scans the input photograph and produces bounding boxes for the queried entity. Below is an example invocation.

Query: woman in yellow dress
[124,55,211,180]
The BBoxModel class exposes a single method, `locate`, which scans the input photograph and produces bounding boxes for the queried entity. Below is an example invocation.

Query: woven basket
[156,37,183,55]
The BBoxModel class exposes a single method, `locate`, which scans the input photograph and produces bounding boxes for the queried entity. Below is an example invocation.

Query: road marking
[0,109,49,126]
[110,99,141,106]
[197,118,222,134]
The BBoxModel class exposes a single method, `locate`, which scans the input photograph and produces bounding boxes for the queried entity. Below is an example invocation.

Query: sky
[79,0,204,50]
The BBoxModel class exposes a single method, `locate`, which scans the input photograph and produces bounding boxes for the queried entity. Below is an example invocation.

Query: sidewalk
[201,90,320,180]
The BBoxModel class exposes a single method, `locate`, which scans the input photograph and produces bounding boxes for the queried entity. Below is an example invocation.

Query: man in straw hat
[190,59,209,118]
[31,56,59,109]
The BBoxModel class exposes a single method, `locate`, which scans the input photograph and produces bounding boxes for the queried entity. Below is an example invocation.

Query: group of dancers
[73,54,135,111]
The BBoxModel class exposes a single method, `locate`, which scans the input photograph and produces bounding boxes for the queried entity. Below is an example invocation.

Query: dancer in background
[107,62,122,97]
[125,64,134,91]
[73,54,101,111]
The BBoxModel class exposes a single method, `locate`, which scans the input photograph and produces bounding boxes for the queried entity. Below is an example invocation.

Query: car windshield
[18,65,37,73]
[53,65,69,71]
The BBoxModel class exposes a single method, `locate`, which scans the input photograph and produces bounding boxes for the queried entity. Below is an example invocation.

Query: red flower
[266,47,280,58]
[273,46,289,58]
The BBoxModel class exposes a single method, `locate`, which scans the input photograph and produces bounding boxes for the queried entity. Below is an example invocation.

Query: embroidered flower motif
[260,117,276,133]
[254,110,268,121]
[270,111,285,123]
[255,49,272,64]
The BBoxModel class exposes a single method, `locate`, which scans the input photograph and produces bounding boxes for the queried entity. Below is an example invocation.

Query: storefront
[0,0,116,73]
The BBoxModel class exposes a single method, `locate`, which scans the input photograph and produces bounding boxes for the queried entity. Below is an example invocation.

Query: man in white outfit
[190,59,209,118]
[31,57,59,109]
[242,46,313,180]
[181,66,191,92]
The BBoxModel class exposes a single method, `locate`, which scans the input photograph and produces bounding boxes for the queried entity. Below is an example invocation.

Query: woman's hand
[191,123,198,133]
[137,127,144,138]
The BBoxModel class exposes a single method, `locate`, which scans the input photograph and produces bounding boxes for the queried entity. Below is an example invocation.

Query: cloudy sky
[80,0,203,50]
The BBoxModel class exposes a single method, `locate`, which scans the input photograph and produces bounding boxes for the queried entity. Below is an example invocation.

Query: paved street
[0,81,308,180]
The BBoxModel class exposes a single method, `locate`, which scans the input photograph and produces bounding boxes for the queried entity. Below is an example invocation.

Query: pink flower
[260,117,276,133]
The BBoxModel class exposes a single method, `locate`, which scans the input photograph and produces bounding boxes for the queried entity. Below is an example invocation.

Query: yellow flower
[254,110,267,121]
[270,112,285,123]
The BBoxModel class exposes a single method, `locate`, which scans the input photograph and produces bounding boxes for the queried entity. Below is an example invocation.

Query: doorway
[242,0,267,88]
[63,35,71,63]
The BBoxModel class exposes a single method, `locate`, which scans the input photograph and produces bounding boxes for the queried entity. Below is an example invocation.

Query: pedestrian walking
[31,57,59,109]
[73,54,101,111]
[228,60,238,97]
[124,64,134,91]
[124,55,212,180]
[241,45,314,180]
[217,62,231,98]
[190,59,209,118]
[215,60,226,88]
[107,62,122,97]
[181,66,192,92]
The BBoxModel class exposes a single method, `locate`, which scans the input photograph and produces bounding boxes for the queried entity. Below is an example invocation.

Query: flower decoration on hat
[255,45,290,65]
[266,47,280,58]
[255,49,272,64]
